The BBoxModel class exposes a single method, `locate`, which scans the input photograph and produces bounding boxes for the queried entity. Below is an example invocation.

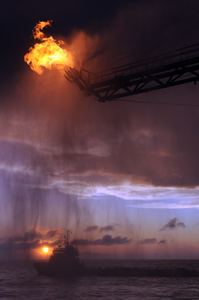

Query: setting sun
[42,247,49,253]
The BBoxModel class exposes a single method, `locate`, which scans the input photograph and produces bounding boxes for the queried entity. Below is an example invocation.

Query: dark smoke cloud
[72,234,132,246]
[159,218,186,231]
[1,0,199,190]
[139,238,157,244]
[75,1,199,189]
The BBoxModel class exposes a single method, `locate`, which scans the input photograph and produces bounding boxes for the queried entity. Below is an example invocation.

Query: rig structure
[65,43,199,102]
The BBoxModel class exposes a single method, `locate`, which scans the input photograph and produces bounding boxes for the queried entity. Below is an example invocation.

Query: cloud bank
[72,234,132,246]
[0,228,63,252]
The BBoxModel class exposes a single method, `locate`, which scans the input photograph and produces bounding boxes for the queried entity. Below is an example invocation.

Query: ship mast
[64,230,72,246]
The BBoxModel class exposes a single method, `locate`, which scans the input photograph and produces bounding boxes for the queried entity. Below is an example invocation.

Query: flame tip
[24,20,74,74]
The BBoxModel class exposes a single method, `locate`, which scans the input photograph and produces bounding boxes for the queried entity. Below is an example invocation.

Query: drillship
[34,231,198,278]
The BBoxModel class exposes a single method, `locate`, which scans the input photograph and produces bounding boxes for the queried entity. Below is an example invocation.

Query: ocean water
[0,260,199,299]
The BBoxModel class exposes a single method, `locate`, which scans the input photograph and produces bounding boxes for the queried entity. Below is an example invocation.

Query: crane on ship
[65,43,199,103]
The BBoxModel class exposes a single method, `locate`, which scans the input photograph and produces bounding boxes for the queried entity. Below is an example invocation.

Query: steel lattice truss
[65,44,199,102]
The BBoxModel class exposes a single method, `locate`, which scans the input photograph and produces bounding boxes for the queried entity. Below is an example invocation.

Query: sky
[1,0,199,259]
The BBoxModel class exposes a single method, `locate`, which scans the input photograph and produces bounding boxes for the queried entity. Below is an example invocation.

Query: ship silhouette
[34,231,198,278]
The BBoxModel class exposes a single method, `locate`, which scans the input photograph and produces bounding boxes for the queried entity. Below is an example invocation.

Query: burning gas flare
[24,20,74,74]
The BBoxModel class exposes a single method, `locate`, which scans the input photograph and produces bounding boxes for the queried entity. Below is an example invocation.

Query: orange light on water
[42,247,49,253]
[24,20,74,74]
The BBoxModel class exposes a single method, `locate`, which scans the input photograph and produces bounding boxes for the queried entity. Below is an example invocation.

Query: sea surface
[0,260,199,299]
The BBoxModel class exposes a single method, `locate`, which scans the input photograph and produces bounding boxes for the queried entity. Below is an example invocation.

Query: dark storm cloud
[99,225,115,232]
[84,225,98,232]
[72,234,132,246]
[159,218,186,231]
[38,0,199,189]
[139,238,157,244]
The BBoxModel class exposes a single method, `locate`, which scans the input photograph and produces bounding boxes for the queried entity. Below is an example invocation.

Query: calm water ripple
[0,260,199,299]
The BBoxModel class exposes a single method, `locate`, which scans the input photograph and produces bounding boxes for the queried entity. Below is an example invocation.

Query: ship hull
[34,262,85,277]
[34,262,198,278]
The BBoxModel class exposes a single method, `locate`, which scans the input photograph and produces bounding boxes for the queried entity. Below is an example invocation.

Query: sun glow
[42,247,49,253]
[24,20,74,74]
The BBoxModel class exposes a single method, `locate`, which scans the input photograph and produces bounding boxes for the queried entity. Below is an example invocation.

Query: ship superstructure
[34,230,85,277]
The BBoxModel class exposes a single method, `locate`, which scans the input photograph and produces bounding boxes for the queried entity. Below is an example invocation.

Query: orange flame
[24,20,74,74]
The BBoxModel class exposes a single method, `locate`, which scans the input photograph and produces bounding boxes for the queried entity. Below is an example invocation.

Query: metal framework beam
[65,44,199,102]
